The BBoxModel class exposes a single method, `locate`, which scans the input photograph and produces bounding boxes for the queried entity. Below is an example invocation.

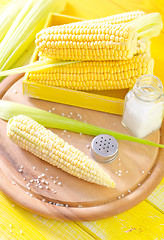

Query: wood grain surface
[0,75,163,220]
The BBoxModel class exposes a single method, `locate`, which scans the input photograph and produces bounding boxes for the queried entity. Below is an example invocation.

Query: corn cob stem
[7,115,115,188]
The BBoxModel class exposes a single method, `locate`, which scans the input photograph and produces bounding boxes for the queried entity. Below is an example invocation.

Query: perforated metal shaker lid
[90,134,118,163]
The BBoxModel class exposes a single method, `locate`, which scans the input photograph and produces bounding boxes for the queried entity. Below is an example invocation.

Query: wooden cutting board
[0,74,163,221]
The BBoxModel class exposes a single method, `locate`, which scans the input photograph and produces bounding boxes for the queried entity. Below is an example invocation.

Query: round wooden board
[0,74,164,221]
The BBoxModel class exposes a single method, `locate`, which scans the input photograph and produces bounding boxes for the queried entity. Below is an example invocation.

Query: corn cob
[36,11,145,61]
[28,53,153,91]
[7,115,115,188]
[36,21,137,61]
[63,10,145,26]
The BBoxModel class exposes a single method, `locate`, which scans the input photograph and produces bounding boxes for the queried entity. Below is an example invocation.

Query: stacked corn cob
[26,11,161,91]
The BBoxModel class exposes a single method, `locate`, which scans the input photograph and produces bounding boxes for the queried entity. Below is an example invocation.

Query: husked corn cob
[64,11,145,26]
[36,21,138,61]
[84,10,145,24]
[28,53,154,91]
[7,115,115,188]
[36,11,145,61]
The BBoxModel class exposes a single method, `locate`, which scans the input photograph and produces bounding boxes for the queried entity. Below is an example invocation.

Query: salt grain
[52,108,55,111]
[12,181,16,185]
[12,204,15,207]
[77,113,82,119]
[86,144,90,149]
[118,196,121,199]
[14,89,17,94]
[10,224,12,228]
[68,135,71,138]
[20,230,23,234]
[53,180,56,184]
[118,163,121,166]
[39,185,42,189]
[49,110,52,113]
[118,173,122,176]
[128,189,131,193]
[20,165,23,169]
[121,194,124,197]
[18,169,23,173]
[148,171,151,174]
[61,113,65,116]
[30,179,34,183]
[118,170,122,173]
[115,171,118,174]
[138,183,141,186]
[42,199,45,202]
[125,170,128,173]
[58,182,62,186]
[65,204,69,207]
[23,178,26,181]
[80,133,82,135]
[50,176,53,179]
[70,112,73,115]
[141,171,145,174]
[46,186,49,189]
[33,166,36,170]
[45,168,48,171]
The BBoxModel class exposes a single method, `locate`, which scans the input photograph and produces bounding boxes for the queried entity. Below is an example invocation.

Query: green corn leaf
[0,59,78,76]
[0,100,164,149]
[0,0,65,81]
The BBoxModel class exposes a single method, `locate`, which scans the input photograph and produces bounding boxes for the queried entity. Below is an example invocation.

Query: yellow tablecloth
[0,0,164,239]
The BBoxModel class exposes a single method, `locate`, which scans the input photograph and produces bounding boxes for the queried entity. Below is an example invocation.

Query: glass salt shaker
[122,74,164,138]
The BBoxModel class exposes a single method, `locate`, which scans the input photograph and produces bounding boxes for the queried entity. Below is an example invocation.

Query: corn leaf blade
[0,100,164,149]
